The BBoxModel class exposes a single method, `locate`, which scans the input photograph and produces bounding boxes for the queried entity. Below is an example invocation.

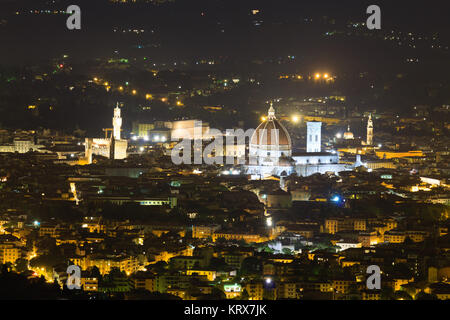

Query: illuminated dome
[343,125,354,140]
[250,104,292,162]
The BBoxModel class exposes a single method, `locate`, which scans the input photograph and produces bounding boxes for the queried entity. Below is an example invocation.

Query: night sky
[0,0,448,65]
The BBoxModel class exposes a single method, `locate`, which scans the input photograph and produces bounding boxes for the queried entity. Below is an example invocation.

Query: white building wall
[295,163,349,177]
[113,140,128,160]
[249,143,291,165]
[292,154,338,165]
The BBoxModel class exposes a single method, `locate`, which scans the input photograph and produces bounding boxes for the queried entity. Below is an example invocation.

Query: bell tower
[113,102,122,140]
[366,113,373,146]
[307,121,322,153]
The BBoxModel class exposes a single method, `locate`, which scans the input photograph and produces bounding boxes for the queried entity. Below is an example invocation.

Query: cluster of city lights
[132,135,167,142]
[314,73,332,80]
[92,77,176,105]
[221,169,240,175]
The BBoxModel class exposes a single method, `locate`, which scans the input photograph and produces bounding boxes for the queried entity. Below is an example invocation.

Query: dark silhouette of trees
[0,264,61,299]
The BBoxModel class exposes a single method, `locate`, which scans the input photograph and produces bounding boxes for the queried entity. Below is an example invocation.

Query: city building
[245,105,352,179]
[85,104,128,163]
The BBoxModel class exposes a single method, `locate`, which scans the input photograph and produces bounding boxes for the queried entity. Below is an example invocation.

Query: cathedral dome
[250,105,292,147]
[343,125,354,140]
